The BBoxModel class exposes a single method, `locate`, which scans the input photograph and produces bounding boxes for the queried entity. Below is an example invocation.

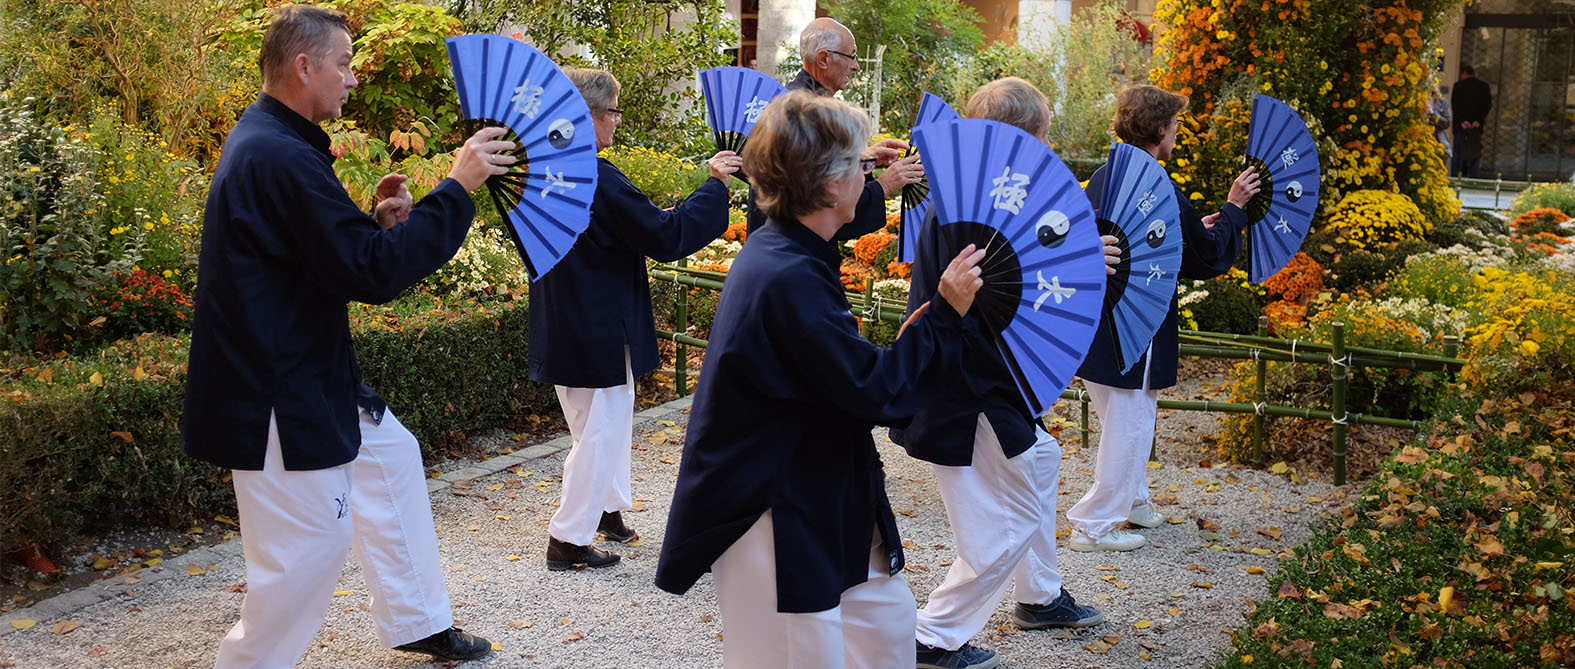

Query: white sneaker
[1068,528,1147,552]
[1127,502,1164,529]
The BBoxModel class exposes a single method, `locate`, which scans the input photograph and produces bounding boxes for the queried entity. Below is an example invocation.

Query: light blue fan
[898,92,961,263]
[1243,94,1320,283]
[912,119,1107,416]
[1094,142,1182,373]
[445,35,599,281]
[698,67,786,155]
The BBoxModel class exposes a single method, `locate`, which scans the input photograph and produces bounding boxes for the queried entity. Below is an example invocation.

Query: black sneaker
[916,640,1000,669]
[546,536,620,571]
[1010,587,1105,629]
[393,626,491,661]
[597,511,639,543]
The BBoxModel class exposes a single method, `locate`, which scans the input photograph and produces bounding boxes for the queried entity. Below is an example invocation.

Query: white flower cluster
[1407,243,1515,275]
[429,224,522,295]
[872,279,911,301]
[1361,296,1471,339]
[1176,279,1210,306]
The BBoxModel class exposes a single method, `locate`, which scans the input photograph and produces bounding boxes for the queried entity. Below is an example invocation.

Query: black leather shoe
[597,511,639,543]
[394,626,491,661]
[546,536,621,571]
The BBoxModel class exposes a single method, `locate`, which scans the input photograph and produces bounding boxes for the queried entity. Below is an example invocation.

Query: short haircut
[1461,65,1476,76]
[565,68,620,116]
[800,20,849,62]
[743,91,870,221]
[259,5,350,87]
[1112,85,1188,148]
[965,77,1050,138]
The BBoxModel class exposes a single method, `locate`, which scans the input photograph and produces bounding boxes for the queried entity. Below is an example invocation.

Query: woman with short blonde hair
[656,90,987,667]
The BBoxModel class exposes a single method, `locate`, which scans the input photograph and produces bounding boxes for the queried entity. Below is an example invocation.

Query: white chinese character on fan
[1279,147,1299,170]
[1275,216,1291,234]
[989,166,1031,214]
[1137,191,1158,216]
[744,97,769,123]
[541,166,575,199]
[1033,271,1076,311]
[1146,263,1167,285]
[513,79,545,119]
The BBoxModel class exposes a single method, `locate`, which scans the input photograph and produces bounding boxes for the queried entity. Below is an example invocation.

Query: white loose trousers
[548,347,636,546]
[1066,349,1161,539]
[216,409,453,669]
[713,511,917,669]
[915,416,1064,651]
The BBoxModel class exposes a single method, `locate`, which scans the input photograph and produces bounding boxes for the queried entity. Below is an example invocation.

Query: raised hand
[373,174,412,230]
[1227,166,1263,210]
[708,150,743,182]
[876,153,924,198]
[449,126,517,192]
[937,244,987,316]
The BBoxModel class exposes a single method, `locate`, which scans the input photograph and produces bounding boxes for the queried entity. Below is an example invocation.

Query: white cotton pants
[713,511,917,669]
[216,409,453,669]
[548,347,636,546]
[1066,350,1161,539]
[916,415,1064,651]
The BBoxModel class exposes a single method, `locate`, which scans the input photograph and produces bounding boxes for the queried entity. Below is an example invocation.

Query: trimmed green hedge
[0,294,555,553]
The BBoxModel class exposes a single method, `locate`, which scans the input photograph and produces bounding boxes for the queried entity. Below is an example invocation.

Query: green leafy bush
[1190,269,1266,334]
[1507,179,1575,219]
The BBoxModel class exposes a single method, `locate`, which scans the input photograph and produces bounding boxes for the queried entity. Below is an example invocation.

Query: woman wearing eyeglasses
[527,68,741,572]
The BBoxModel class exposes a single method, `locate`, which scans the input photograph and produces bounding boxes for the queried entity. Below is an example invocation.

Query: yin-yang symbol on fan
[1145,219,1167,249]
[1286,180,1304,203]
[1036,210,1071,248]
[547,118,575,150]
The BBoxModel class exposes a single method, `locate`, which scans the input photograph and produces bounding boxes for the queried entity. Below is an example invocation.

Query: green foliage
[330,0,466,155]
[0,101,129,353]
[0,0,257,161]
[949,2,1155,159]
[1190,272,1266,334]
[81,108,207,287]
[505,0,736,153]
[821,0,984,133]
[0,293,556,552]
[426,223,525,296]
[1221,390,1575,668]
[1507,179,1575,219]
[600,145,706,209]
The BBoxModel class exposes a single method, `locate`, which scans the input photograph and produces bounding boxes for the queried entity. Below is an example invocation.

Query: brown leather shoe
[597,511,639,543]
[546,536,620,571]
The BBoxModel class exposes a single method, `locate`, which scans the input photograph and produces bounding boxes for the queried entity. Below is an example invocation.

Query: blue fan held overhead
[698,66,786,181]
[1093,142,1183,374]
[1243,94,1320,283]
[445,34,599,281]
[898,92,961,264]
[912,119,1108,416]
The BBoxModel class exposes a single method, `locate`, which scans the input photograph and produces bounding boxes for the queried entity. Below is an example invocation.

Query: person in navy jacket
[181,5,513,665]
[655,91,987,668]
[893,78,1114,669]
[1065,85,1262,553]
[742,17,922,240]
[528,68,740,571]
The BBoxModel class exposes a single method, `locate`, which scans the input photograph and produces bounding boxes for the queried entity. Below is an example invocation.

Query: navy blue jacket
[743,70,888,242]
[1076,166,1246,390]
[889,208,1036,466]
[655,218,975,613]
[527,158,730,388]
[183,94,475,470]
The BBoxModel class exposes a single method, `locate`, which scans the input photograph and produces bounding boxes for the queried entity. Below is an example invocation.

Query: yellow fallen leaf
[1438,586,1454,610]
[1246,566,1266,574]
[143,557,163,567]
[506,555,521,562]
[132,366,147,381]
[1134,620,1154,629]
[508,619,532,629]
[1165,516,1185,525]
[658,457,676,465]
[215,514,236,525]
[485,483,504,491]
[51,619,83,635]
[1096,565,1120,571]
[467,524,480,531]
[1250,548,1273,556]
[1147,461,1161,470]
[333,589,354,597]
[1140,651,1153,661]
[1168,606,1181,617]
[1268,461,1289,475]
[186,564,206,576]
[495,515,511,521]
[92,556,115,570]
[89,371,103,386]
[11,618,36,630]
[1534,561,1564,570]
[491,642,503,651]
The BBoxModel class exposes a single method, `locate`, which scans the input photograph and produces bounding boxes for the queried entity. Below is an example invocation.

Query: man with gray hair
[743,16,923,238]
[184,4,512,665]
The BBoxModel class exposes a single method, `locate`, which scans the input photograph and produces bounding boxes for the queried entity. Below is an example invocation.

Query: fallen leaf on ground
[491,641,503,651]
[1095,565,1120,571]
[658,457,676,465]
[1246,566,1266,575]
[10,618,35,630]
[51,619,83,635]
[186,564,206,576]
[1134,620,1154,629]
[564,632,586,643]
[506,555,521,562]
[508,619,532,629]
[333,589,354,597]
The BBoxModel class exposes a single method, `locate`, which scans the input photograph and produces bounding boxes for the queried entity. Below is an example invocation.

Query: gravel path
[0,373,1353,668]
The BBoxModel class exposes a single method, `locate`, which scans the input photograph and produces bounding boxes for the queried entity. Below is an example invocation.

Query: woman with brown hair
[1066,85,1261,552]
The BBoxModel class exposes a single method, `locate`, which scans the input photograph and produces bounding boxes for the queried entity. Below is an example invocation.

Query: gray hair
[799,20,850,62]
[259,5,350,87]
[565,68,620,116]
[743,91,870,220]
[965,77,1050,139]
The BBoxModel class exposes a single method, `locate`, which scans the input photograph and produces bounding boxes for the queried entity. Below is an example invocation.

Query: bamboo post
[1331,322,1348,486]
[1081,388,1091,446]
[675,257,689,398]
[1443,334,1460,380]
[860,277,874,339]
[1252,316,1268,469]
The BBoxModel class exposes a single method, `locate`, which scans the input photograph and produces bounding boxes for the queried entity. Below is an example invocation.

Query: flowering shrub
[88,270,195,342]
[600,145,705,209]
[426,223,523,296]
[79,108,207,286]
[1263,252,1324,303]
[852,231,896,267]
[1506,179,1575,218]
[1509,207,1572,238]
[1390,253,1479,308]
[1189,267,1266,333]
[1461,267,1575,392]
[1322,190,1429,250]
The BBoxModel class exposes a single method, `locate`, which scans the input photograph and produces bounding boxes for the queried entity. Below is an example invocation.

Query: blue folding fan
[1092,142,1183,373]
[698,66,786,159]
[445,34,598,281]
[1243,94,1320,283]
[912,119,1108,416]
[898,92,961,263]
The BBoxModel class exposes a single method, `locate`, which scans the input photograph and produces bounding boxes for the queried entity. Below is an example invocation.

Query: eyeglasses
[827,49,858,62]
[859,157,877,174]
[604,107,624,120]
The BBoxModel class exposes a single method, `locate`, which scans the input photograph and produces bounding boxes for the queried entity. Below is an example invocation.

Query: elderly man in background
[744,17,923,238]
